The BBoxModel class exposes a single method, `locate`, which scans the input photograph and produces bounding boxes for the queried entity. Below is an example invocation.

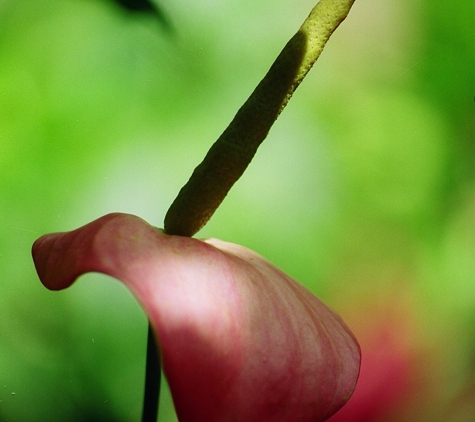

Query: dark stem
[141,322,161,422]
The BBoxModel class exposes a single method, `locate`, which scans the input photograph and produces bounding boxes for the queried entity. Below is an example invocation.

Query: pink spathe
[32,212,360,422]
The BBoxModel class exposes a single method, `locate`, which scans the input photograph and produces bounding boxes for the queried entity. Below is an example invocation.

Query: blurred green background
[1,0,475,420]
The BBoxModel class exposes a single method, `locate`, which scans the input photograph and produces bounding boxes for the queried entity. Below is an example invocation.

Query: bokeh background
[1,0,475,420]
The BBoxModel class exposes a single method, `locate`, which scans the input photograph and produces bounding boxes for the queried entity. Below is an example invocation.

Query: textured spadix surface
[32,213,360,422]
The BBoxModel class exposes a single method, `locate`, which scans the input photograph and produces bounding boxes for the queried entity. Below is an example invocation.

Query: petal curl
[32,213,360,422]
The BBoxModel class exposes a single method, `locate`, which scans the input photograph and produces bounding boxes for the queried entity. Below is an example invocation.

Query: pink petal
[32,213,360,422]
[327,298,418,422]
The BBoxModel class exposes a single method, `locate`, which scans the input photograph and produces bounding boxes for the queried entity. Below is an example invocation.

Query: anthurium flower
[327,295,419,422]
[32,212,360,422]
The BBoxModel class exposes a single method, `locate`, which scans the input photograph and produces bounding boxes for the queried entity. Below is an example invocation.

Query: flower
[326,293,420,422]
[32,212,360,422]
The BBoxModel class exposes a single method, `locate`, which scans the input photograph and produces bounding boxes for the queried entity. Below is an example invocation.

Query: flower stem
[164,0,356,237]
[141,323,161,422]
